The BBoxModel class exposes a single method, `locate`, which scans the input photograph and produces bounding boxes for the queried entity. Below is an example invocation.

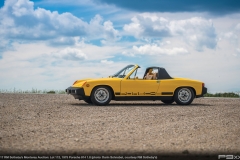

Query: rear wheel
[161,99,174,104]
[174,87,194,105]
[91,86,112,106]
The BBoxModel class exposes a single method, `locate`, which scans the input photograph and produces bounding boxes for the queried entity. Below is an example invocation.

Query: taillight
[202,83,205,87]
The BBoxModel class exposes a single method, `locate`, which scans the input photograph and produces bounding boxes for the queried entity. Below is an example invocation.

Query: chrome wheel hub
[178,88,192,103]
[94,88,109,103]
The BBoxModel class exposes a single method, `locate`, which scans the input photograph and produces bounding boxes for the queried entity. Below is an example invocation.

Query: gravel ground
[0,93,239,157]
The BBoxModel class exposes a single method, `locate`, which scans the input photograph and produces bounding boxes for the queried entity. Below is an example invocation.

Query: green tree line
[0,88,66,94]
[204,92,239,98]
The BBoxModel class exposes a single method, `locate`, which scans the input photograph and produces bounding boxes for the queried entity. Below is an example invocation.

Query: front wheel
[91,86,112,106]
[174,87,194,105]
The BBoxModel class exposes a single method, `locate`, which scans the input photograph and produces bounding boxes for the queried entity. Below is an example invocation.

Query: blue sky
[0,0,240,93]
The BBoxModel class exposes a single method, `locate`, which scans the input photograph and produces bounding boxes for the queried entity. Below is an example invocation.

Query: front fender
[82,80,121,96]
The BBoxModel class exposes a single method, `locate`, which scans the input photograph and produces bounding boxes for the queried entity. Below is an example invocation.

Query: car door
[121,79,160,96]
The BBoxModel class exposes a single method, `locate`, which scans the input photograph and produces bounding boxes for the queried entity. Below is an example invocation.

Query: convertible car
[66,64,207,105]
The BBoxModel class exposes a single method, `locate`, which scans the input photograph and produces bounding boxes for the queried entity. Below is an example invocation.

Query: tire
[174,87,194,105]
[91,86,112,106]
[83,98,92,104]
[161,99,174,104]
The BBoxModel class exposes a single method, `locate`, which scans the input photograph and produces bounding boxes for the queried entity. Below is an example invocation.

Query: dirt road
[0,93,239,158]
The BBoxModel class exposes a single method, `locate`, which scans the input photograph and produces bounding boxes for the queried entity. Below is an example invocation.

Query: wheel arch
[174,86,196,97]
[90,85,115,100]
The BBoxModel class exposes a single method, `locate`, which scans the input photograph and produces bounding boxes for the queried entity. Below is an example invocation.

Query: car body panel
[73,78,122,96]
[157,78,203,96]
[120,79,160,96]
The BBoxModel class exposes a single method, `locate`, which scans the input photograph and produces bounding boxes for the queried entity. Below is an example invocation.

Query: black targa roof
[145,67,172,79]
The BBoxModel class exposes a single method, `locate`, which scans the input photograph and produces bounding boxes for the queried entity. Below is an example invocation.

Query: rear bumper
[65,87,88,100]
[196,86,207,98]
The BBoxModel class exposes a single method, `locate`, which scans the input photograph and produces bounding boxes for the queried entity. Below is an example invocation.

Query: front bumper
[65,87,87,100]
[202,87,207,95]
[196,86,207,98]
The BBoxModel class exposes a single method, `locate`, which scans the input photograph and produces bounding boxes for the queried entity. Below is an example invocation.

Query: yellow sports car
[66,64,207,105]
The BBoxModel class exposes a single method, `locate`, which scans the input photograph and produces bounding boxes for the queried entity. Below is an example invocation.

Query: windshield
[112,65,135,78]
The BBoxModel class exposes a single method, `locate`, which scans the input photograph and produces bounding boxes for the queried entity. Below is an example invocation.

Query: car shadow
[70,102,212,107]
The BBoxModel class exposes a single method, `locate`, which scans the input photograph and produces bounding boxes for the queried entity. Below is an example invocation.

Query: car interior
[143,68,158,80]
[127,67,158,80]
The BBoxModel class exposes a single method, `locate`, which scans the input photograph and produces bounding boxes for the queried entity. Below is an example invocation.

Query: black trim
[66,87,89,100]
[202,87,207,95]
[158,68,173,79]
[196,86,207,98]
[115,96,173,101]
[162,92,173,95]
[115,92,120,95]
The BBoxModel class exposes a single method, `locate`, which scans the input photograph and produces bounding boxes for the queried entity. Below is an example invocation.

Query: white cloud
[0,0,87,39]
[140,46,240,93]
[122,51,135,57]
[220,22,240,45]
[217,22,240,56]
[80,44,124,60]
[169,17,217,51]
[133,44,188,55]
[124,14,217,51]
[222,32,238,45]
[235,48,240,56]
[123,16,145,37]
[0,42,130,90]
[89,14,120,41]
[101,59,114,64]
[53,47,87,61]
[124,14,170,37]
[235,23,240,30]
[48,36,79,46]
[237,48,240,53]
[103,20,120,40]
[0,0,240,94]
[0,0,119,45]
